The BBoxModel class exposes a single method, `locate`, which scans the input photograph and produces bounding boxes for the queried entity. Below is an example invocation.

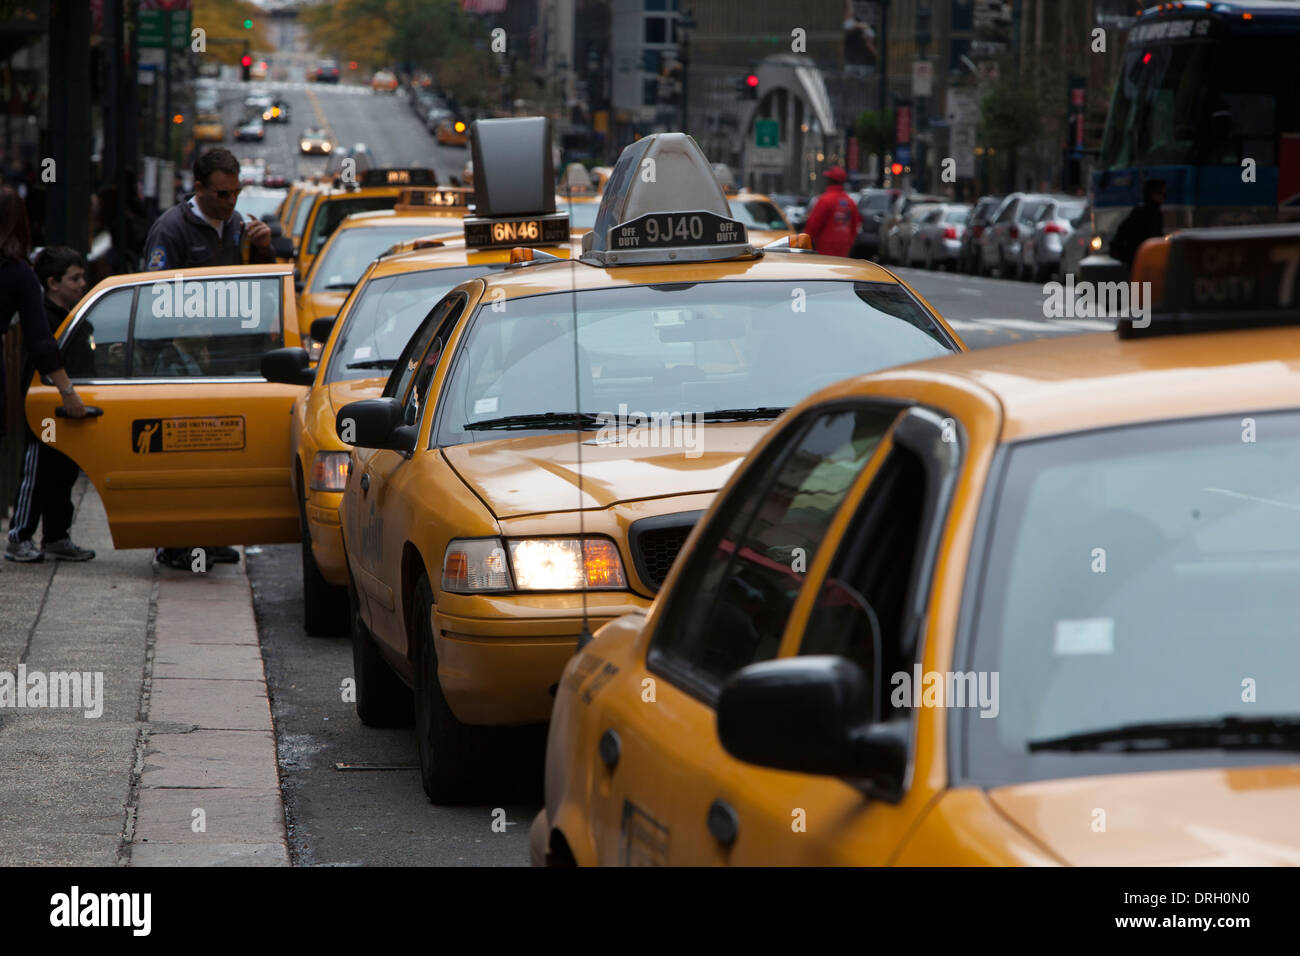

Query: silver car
[1057,201,1100,282]
[884,202,942,265]
[908,203,971,269]
[1018,197,1087,282]
[978,193,1058,278]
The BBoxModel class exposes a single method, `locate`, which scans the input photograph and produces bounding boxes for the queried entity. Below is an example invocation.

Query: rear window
[1018,200,1048,222]
[307,196,399,254]
[943,207,970,223]
[310,225,456,293]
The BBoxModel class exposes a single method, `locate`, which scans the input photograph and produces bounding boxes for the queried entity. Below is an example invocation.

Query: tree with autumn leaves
[191,0,273,65]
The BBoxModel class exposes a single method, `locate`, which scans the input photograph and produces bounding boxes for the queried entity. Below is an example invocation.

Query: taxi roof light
[580,132,754,267]
[461,117,570,250]
[506,246,565,268]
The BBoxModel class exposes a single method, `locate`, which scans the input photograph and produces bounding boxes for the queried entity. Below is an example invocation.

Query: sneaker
[206,545,241,564]
[4,537,44,563]
[43,538,95,561]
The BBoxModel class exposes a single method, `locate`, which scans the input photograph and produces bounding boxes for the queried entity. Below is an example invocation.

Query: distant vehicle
[769,193,808,230]
[326,143,374,179]
[300,128,333,155]
[240,158,267,186]
[244,92,273,111]
[262,100,290,124]
[978,192,1072,278]
[194,112,225,143]
[250,60,269,82]
[371,70,399,93]
[235,185,288,222]
[849,187,898,259]
[313,60,341,84]
[433,116,468,146]
[1018,195,1087,282]
[909,203,971,269]
[884,202,942,265]
[235,117,265,142]
[1058,200,1100,283]
[959,195,1002,273]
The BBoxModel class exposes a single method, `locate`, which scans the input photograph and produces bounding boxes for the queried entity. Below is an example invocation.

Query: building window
[644,16,666,43]
[645,0,667,9]
[644,77,659,106]
[643,49,661,74]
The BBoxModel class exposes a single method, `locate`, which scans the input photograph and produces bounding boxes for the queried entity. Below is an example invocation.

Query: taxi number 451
[645,215,706,244]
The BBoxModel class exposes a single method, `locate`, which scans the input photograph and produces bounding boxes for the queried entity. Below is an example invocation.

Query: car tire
[349,573,413,727]
[412,574,486,803]
[301,494,349,637]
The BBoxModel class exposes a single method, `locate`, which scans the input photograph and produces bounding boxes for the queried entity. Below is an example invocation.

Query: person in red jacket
[803,166,861,258]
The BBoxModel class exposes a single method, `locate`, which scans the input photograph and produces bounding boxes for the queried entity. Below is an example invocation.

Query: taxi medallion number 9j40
[614,212,743,249]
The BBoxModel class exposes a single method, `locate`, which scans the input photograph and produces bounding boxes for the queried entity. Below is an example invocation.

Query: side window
[61,287,132,380]
[131,276,283,378]
[996,200,1017,223]
[649,405,897,698]
[384,293,462,404]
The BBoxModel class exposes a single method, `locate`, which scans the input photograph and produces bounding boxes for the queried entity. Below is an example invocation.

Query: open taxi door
[24,264,307,549]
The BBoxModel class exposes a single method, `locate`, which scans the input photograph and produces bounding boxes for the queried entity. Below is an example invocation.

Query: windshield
[557,202,599,229]
[311,225,454,292]
[435,279,955,446]
[236,191,285,220]
[729,199,790,231]
[1100,34,1293,170]
[324,265,507,384]
[965,411,1300,784]
[307,196,398,255]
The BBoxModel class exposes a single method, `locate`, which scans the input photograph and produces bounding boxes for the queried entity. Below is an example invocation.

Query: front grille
[629,511,705,592]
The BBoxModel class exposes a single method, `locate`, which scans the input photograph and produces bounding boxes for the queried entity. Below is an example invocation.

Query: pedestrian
[141,147,271,570]
[803,166,861,258]
[142,147,273,271]
[0,190,92,564]
[1109,178,1166,271]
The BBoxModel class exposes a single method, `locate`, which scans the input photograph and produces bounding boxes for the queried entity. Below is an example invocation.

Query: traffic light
[735,72,759,99]
[241,54,252,82]
[890,162,903,176]
[243,18,253,29]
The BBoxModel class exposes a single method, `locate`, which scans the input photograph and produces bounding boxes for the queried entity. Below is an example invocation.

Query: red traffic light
[745,74,759,88]
[890,162,903,176]
[241,55,252,67]
[349,61,358,70]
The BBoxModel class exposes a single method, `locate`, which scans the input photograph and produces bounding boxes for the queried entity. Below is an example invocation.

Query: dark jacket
[0,259,62,435]
[142,197,273,271]
[1110,201,1164,268]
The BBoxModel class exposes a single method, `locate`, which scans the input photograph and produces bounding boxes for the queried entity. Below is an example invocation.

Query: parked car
[908,203,971,269]
[371,69,399,93]
[235,116,265,142]
[876,192,946,264]
[770,192,808,231]
[978,192,1065,278]
[312,60,341,83]
[1019,196,1088,282]
[883,202,942,265]
[959,195,1002,273]
[1058,200,1100,282]
[848,187,898,259]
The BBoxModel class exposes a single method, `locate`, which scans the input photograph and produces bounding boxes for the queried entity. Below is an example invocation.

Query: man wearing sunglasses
[141,147,271,571]
[142,147,273,272]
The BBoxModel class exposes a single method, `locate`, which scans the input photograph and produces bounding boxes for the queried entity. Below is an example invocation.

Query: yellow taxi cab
[261,122,579,637]
[194,112,225,143]
[330,129,966,802]
[282,182,325,257]
[294,192,470,355]
[556,162,603,237]
[532,222,1300,865]
[434,117,468,146]
[729,190,793,245]
[22,263,307,550]
[294,167,438,283]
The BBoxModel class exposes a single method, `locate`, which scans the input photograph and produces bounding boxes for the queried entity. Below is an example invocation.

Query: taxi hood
[988,765,1300,865]
[441,423,770,519]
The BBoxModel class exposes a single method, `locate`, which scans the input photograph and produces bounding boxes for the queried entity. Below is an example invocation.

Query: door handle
[707,798,739,847]
[55,406,104,418]
[360,472,370,492]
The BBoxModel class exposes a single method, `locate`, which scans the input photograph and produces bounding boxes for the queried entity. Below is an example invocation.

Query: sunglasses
[204,184,242,200]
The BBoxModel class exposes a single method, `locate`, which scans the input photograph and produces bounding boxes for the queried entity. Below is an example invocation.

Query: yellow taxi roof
[365,235,581,277]
[327,209,465,231]
[822,325,1300,444]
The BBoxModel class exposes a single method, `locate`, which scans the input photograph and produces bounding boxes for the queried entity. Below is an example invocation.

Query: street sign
[755,118,779,149]
[139,8,192,49]
[946,87,978,179]
[912,61,933,97]
[896,107,912,145]
[895,145,911,166]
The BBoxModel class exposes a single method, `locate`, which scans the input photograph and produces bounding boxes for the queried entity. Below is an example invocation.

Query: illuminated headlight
[321,142,332,152]
[304,336,324,362]
[1090,235,1103,251]
[441,537,626,593]
[310,451,349,492]
[442,539,511,593]
[301,140,311,150]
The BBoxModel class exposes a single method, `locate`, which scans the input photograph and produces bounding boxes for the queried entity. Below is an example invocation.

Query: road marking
[304,85,335,146]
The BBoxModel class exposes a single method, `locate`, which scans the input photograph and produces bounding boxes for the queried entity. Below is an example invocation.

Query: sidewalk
[0,477,289,865]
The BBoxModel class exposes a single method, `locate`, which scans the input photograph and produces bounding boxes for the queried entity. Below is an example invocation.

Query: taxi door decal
[132,416,246,454]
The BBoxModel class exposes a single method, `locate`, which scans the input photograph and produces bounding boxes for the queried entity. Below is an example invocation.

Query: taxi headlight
[508,537,626,591]
[321,142,332,152]
[301,140,312,150]
[310,451,349,492]
[1090,235,1103,251]
[442,538,511,593]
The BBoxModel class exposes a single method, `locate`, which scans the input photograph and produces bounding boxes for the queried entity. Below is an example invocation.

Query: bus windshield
[1099,32,1296,171]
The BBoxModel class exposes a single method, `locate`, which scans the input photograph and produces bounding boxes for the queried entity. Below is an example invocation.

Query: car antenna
[569,253,594,653]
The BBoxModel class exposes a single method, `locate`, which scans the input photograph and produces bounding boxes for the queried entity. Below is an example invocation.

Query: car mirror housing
[336,397,416,451]
[716,656,908,800]
[261,347,316,387]
[271,235,294,258]
[309,316,337,346]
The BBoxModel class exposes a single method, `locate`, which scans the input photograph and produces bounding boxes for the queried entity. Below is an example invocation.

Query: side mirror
[310,316,337,345]
[716,656,908,800]
[336,397,416,451]
[271,235,294,258]
[261,347,316,386]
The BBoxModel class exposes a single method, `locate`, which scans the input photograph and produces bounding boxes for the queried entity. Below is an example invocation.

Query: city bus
[1091,0,1300,247]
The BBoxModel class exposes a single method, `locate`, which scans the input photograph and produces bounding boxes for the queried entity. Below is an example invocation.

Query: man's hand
[61,389,87,419]
[246,218,272,249]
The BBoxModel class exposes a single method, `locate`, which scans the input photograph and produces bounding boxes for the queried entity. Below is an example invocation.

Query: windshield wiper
[694,406,788,422]
[324,282,356,290]
[1027,715,1300,754]
[467,411,605,431]
[345,359,396,370]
